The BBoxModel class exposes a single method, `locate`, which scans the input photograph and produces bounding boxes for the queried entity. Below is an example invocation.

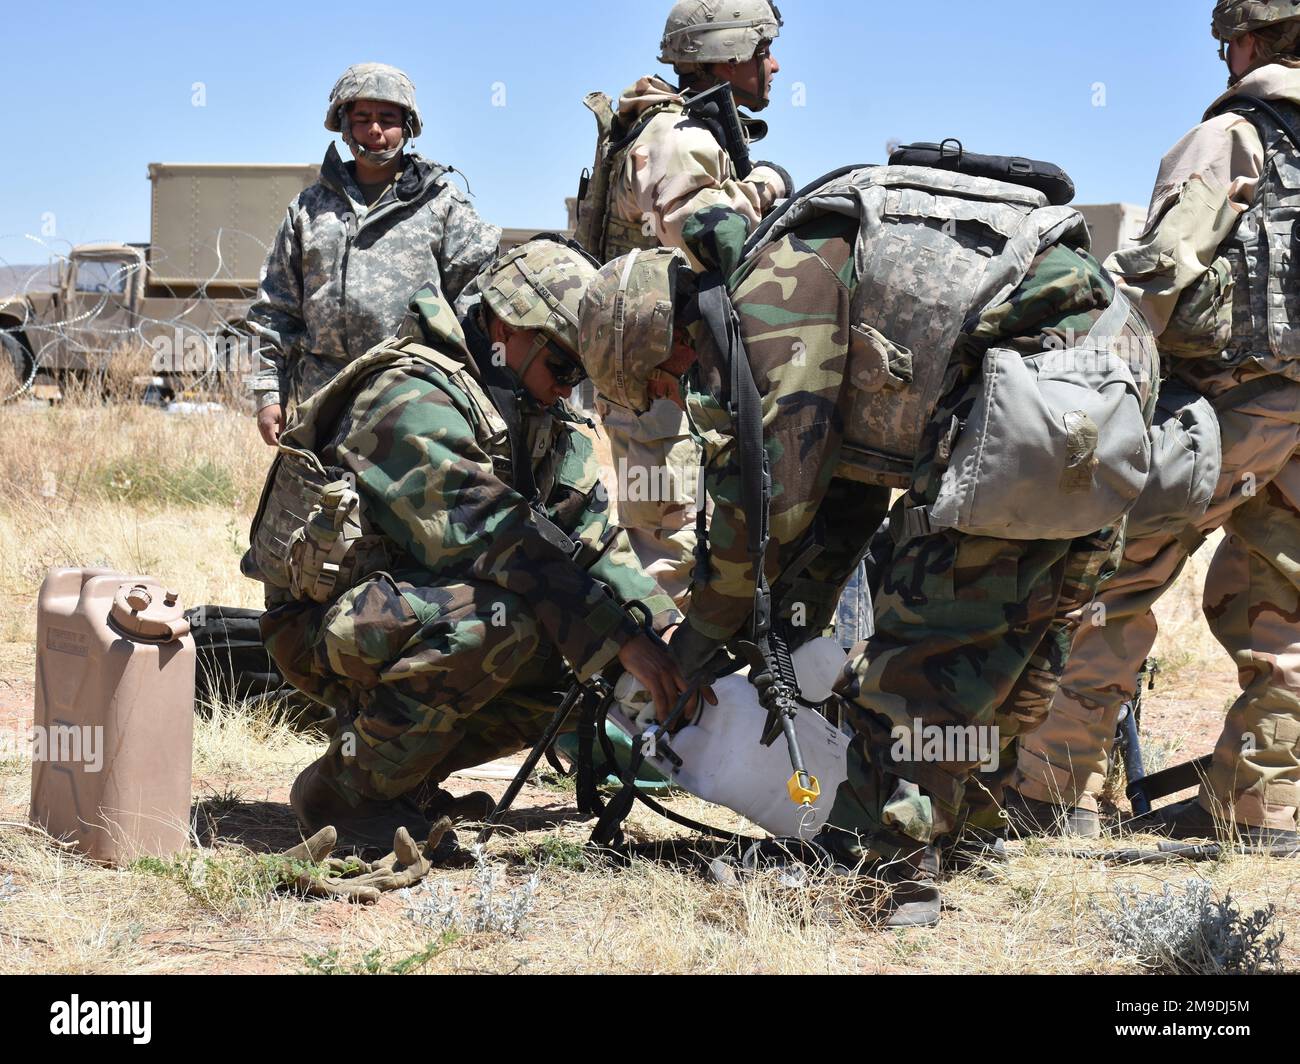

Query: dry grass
[0,395,1295,975]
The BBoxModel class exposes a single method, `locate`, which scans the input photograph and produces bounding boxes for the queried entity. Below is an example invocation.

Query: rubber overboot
[290,756,435,857]
[1125,798,1299,848]
[1004,789,1101,839]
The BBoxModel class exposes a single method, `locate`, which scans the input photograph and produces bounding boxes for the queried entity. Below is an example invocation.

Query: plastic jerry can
[31,568,196,864]
[608,637,852,838]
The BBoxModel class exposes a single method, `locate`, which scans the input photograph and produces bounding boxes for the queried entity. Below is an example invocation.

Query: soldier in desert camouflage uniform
[1010,1,1300,847]
[247,63,501,446]
[253,239,683,854]
[580,168,1159,926]
[576,0,791,605]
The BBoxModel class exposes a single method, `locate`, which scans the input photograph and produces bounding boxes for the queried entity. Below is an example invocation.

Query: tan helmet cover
[325,63,423,136]
[1212,0,1300,42]
[481,239,599,356]
[579,248,686,413]
[659,0,783,66]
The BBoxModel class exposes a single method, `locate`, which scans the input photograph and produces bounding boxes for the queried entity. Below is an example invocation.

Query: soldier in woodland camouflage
[247,63,501,446]
[578,0,790,606]
[1011,1,1300,846]
[252,240,684,854]
[580,171,1158,926]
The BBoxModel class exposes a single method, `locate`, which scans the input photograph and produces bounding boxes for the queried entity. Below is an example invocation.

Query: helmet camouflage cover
[1213,0,1300,41]
[481,238,600,356]
[578,248,687,413]
[659,0,783,65]
[325,62,423,136]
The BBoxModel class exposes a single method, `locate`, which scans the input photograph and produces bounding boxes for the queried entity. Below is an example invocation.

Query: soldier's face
[709,44,780,110]
[493,319,576,405]
[1227,33,1261,79]
[347,99,405,153]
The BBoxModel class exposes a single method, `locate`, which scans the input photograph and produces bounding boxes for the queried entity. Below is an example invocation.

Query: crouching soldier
[243,238,685,854]
[578,163,1160,926]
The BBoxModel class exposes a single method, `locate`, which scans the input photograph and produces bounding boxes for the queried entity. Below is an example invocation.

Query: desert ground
[0,392,1294,975]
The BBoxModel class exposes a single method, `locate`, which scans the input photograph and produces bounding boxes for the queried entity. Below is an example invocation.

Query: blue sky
[2,0,1225,260]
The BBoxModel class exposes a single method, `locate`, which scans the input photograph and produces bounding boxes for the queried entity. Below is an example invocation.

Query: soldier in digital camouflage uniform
[247,62,501,447]
[1010,1,1300,847]
[256,239,684,854]
[578,0,791,606]
[580,176,1159,926]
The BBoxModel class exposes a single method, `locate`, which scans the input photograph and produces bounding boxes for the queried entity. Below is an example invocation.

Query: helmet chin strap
[340,108,408,166]
[516,332,550,382]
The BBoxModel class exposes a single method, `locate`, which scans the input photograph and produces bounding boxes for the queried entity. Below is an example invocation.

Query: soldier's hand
[257,403,285,446]
[619,632,716,726]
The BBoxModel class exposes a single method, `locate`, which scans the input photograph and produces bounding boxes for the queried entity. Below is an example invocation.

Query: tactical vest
[242,336,568,601]
[1214,98,1300,377]
[575,93,681,263]
[575,87,760,264]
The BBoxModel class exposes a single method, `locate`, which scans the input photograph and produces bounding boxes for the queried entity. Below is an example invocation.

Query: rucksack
[738,162,1155,539]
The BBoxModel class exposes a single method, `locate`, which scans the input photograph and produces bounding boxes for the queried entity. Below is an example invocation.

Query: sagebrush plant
[1099,878,1285,975]
[403,844,541,936]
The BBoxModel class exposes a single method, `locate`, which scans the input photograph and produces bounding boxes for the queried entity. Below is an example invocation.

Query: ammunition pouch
[603,214,661,261]
[286,479,390,604]
[241,445,387,601]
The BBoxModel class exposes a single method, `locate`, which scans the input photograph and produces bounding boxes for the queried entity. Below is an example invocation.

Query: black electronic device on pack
[889,139,1076,206]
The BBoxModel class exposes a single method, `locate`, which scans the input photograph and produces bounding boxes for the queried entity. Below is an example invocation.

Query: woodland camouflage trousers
[264,574,572,803]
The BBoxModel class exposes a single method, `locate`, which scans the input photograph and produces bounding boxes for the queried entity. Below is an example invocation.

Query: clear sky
[1,0,1226,261]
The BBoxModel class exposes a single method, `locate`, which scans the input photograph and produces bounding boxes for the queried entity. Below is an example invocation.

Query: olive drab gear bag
[742,162,1154,539]
[1125,381,1223,540]
[926,292,1151,539]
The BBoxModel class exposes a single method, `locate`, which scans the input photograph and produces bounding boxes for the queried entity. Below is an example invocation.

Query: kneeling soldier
[244,238,685,853]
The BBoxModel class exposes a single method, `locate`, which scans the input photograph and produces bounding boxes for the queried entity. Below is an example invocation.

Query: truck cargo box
[147,163,319,288]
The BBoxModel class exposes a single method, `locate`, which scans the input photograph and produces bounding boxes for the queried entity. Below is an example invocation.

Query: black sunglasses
[542,339,587,387]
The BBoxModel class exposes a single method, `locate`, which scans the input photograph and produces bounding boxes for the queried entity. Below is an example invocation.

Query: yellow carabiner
[787,772,820,807]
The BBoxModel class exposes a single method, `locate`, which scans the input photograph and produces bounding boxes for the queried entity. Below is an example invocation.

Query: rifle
[683,83,753,180]
[1117,657,1216,816]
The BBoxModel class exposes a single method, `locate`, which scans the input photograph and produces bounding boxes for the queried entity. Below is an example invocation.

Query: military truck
[0,163,318,401]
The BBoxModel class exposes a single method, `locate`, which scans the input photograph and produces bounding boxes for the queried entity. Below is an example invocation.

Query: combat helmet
[1213,1,1300,60]
[659,0,783,66]
[578,248,689,413]
[325,62,423,137]
[482,236,601,378]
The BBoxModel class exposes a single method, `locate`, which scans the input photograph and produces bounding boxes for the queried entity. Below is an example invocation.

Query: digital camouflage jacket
[246,143,501,410]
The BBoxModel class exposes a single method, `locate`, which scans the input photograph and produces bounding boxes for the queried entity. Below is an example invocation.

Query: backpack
[739,162,1155,540]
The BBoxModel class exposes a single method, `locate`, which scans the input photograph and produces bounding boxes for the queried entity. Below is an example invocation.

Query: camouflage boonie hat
[578,248,686,413]
[1213,0,1300,41]
[660,0,783,65]
[481,238,599,356]
[325,63,423,136]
